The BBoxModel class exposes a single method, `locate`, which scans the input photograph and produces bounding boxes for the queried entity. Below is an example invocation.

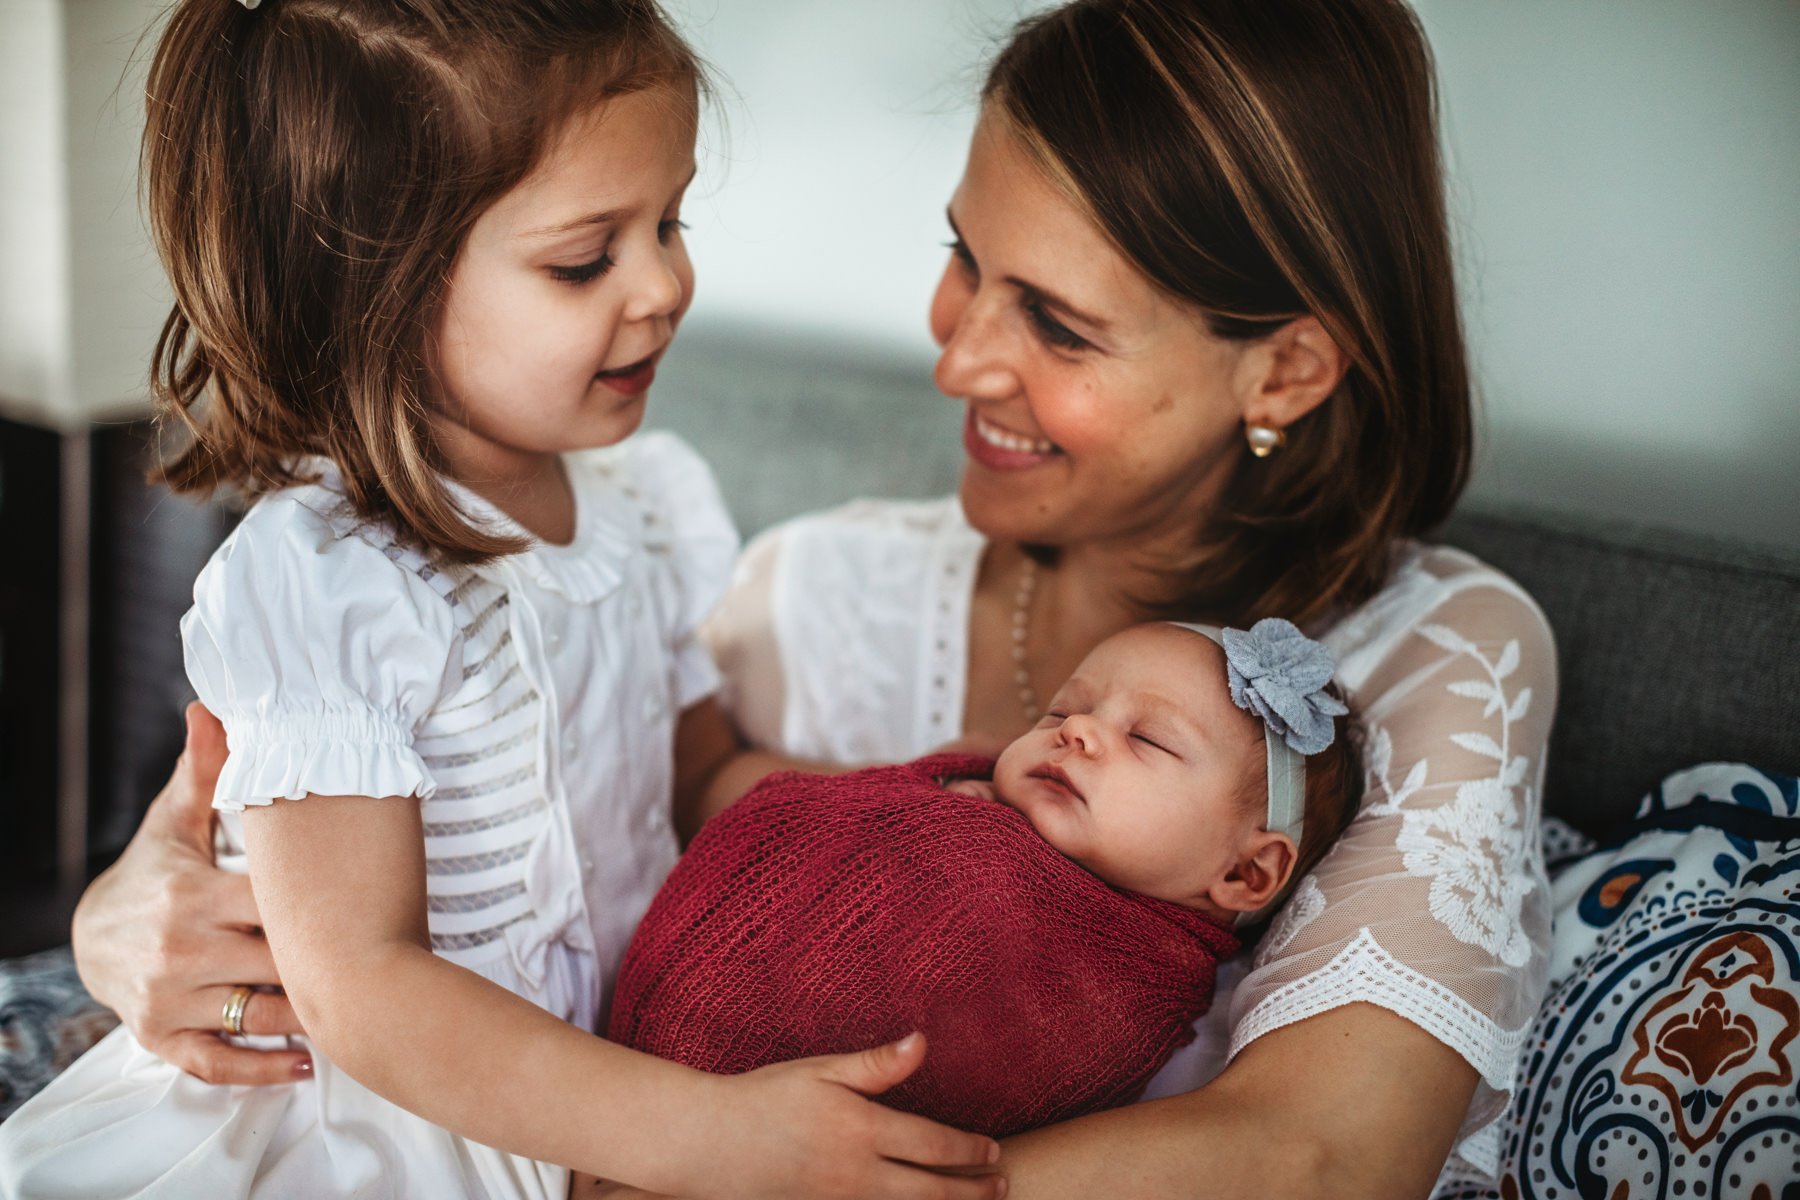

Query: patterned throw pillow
[1458,763,1800,1199]
[0,947,118,1122]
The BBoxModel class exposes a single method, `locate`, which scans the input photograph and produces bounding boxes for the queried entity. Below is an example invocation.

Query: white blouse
[706,496,1557,1181]
[0,432,737,1200]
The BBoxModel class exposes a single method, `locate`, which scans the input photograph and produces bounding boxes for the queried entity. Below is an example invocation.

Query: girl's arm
[671,698,848,843]
[244,789,1004,1199]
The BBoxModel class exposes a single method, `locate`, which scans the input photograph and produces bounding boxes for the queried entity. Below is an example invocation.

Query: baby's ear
[1209,832,1297,915]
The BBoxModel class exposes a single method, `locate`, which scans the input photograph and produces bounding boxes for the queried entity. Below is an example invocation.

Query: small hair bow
[1221,618,1347,756]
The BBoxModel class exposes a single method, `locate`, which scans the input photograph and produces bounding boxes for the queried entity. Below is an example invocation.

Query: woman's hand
[70,702,311,1085]
[683,1033,1006,1200]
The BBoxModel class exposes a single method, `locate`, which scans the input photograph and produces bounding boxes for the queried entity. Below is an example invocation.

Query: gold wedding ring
[221,985,254,1038]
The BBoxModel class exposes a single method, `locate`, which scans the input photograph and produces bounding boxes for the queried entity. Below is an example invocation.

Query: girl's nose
[624,243,688,324]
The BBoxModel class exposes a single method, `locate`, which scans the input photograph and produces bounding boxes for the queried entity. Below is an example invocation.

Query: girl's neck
[439,440,577,547]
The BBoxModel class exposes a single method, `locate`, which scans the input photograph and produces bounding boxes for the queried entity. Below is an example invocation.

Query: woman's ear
[1239,315,1350,431]
[1208,831,1298,915]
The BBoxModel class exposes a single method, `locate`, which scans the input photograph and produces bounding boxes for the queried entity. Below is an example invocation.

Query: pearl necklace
[1011,556,1041,723]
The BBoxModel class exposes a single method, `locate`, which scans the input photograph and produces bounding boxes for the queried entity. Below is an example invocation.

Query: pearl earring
[1244,422,1287,458]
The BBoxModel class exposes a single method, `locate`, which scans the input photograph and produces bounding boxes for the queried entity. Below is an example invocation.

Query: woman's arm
[69,703,309,1084]
[244,788,1004,1199]
[994,1003,1475,1199]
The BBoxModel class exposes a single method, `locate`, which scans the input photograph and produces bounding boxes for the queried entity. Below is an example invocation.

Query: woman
[69,0,1554,1195]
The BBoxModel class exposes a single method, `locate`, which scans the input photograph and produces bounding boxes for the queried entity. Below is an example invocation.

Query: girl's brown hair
[144,0,702,560]
[987,0,1472,626]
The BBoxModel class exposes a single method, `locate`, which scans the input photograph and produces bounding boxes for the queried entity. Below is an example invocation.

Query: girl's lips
[594,354,659,396]
[963,410,1061,471]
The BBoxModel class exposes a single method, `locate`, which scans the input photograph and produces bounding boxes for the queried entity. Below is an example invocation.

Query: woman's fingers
[202,985,303,1038]
[167,1030,312,1088]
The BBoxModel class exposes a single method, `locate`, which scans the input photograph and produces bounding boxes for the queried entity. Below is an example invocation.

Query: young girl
[0,3,1003,1199]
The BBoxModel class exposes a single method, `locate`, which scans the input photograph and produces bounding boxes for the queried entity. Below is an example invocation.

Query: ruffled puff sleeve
[181,496,462,814]
[613,430,742,710]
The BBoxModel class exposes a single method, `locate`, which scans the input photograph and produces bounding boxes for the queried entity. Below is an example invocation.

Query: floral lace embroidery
[1261,875,1326,957]
[1365,624,1539,968]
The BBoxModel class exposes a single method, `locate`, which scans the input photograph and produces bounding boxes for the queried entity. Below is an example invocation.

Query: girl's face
[431,86,697,483]
[929,114,1258,555]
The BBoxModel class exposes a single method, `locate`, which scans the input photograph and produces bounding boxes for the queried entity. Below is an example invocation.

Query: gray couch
[2,321,1796,1123]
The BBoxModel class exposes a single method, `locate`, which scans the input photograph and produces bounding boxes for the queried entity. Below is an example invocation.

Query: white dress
[706,496,1558,1185]
[0,432,737,1200]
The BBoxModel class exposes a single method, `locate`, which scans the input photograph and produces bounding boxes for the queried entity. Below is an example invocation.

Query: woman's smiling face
[929,112,1258,554]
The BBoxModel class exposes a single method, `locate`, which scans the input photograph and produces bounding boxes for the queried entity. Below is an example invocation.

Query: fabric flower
[1221,618,1348,755]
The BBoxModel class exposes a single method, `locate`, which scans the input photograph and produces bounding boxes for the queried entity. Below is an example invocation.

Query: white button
[647,809,668,832]
[627,596,643,618]
[580,856,594,877]
[641,694,663,721]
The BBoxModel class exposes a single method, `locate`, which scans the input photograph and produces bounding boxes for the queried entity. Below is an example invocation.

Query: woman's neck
[966,535,1177,741]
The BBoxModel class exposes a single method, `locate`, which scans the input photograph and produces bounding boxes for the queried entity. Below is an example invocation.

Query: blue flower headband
[1168,618,1346,854]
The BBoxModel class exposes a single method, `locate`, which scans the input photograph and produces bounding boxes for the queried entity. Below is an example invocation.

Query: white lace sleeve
[1229,547,1558,1174]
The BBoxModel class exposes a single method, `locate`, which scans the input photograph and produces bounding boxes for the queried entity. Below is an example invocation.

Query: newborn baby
[609,620,1357,1137]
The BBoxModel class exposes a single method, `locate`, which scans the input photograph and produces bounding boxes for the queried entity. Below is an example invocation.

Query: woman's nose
[930,273,1015,401]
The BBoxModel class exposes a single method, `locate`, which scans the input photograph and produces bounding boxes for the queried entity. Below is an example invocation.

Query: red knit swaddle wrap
[608,754,1238,1137]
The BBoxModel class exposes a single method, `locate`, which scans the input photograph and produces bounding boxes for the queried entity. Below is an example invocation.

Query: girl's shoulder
[201,476,467,627]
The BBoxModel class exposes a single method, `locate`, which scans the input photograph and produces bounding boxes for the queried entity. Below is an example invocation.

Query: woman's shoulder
[1322,539,1555,688]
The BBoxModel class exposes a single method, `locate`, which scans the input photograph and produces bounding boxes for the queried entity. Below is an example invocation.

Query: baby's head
[143,0,703,558]
[992,621,1359,921]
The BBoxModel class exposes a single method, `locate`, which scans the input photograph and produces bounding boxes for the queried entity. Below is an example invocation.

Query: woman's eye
[1025,298,1089,352]
[944,238,977,274]
[549,253,614,285]
[658,218,689,244]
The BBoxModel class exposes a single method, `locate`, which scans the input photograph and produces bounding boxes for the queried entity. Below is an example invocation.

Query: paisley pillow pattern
[1439,763,1800,1199]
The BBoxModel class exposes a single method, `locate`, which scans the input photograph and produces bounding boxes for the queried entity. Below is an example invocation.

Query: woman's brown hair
[144,0,702,560]
[987,0,1472,626]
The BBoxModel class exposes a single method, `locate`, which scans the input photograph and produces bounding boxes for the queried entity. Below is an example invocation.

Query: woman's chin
[956,470,1074,545]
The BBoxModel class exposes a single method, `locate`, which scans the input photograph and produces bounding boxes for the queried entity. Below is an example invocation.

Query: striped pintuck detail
[361,546,556,973]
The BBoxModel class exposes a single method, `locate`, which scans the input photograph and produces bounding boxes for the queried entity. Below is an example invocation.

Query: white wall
[0,0,73,421]
[0,0,167,430]
[1417,0,1799,546]
[667,0,1044,358]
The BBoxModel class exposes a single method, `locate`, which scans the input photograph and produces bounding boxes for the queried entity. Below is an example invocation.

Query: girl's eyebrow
[521,207,628,241]
[523,163,700,241]
[944,209,1114,335]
